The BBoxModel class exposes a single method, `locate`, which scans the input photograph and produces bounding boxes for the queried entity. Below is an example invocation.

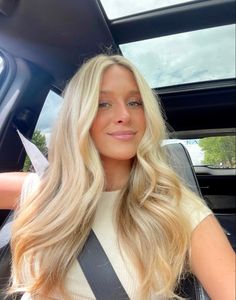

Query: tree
[23,130,48,172]
[199,136,236,168]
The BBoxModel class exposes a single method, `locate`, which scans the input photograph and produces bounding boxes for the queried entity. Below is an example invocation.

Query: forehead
[100,64,139,91]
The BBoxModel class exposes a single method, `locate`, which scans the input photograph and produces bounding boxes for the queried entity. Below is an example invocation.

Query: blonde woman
[0,54,235,299]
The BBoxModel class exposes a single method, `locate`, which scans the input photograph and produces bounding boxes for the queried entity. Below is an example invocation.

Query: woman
[0,54,235,299]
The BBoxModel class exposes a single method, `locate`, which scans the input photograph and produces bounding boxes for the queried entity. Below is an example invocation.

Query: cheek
[90,114,104,142]
[90,118,98,141]
[138,111,146,134]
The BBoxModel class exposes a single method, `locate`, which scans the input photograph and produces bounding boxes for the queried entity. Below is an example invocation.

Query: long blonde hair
[10,54,199,299]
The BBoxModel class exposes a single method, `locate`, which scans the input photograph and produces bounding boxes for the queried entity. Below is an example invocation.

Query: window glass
[23,90,63,171]
[120,24,236,88]
[0,54,6,91]
[165,135,236,168]
[100,0,197,19]
[0,52,5,87]
[0,55,5,79]
[35,90,63,145]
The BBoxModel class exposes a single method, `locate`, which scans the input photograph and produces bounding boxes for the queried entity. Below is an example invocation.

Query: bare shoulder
[190,214,235,300]
[0,172,28,209]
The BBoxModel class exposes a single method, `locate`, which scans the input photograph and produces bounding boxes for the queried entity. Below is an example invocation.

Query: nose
[114,103,131,124]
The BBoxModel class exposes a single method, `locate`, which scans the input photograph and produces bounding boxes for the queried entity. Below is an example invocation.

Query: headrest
[164,143,202,197]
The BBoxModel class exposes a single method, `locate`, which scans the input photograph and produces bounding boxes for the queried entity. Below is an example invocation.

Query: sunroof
[120,24,236,88]
[100,0,197,19]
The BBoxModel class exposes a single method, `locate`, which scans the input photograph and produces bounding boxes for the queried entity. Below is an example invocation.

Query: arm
[190,215,235,300]
[0,172,28,209]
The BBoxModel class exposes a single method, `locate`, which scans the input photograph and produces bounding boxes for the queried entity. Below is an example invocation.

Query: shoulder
[190,214,235,299]
[180,195,213,232]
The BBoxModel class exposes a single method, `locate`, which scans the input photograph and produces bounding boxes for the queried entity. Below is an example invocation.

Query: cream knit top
[21,173,212,300]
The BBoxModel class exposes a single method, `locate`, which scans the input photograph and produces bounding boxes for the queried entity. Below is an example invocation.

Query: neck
[101,158,132,191]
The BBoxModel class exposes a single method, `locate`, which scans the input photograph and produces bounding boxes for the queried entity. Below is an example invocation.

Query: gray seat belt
[78,230,130,300]
[17,130,130,300]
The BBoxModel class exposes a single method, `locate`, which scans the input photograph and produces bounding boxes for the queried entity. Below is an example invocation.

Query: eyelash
[98,102,111,108]
[127,100,143,107]
[98,100,143,108]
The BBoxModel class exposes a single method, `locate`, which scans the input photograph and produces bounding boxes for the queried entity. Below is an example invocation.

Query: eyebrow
[100,90,141,95]
[100,90,111,94]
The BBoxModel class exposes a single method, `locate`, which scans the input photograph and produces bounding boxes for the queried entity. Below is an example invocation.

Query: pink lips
[108,131,136,141]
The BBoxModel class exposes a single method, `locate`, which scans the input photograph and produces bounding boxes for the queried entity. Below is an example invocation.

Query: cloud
[100,0,195,19]
[35,90,63,144]
[120,24,235,87]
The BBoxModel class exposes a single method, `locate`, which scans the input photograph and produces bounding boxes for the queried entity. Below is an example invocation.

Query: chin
[101,152,137,162]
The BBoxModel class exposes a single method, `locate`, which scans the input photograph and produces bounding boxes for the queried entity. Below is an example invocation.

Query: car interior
[0,0,235,299]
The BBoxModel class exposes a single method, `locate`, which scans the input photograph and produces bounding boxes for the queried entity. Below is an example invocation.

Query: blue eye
[98,102,111,108]
[127,100,143,107]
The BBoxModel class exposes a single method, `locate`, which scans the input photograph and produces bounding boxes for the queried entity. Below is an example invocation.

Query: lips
[108,130,136,141]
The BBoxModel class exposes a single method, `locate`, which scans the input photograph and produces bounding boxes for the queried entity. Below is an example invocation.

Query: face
[90,64,146,165]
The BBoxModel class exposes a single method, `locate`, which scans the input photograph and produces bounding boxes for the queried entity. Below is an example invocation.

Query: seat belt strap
[78,230,130,300]
[16,131,129,299]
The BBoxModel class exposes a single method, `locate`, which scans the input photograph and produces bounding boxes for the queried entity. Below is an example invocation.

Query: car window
[120,24,236,88]
[0,56,4,74]
[0,55,5,82]
[35,90,63,144]
[23,90,63,171]
[165,135,236,169]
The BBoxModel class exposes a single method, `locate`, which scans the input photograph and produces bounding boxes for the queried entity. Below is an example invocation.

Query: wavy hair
[9,54,199,299]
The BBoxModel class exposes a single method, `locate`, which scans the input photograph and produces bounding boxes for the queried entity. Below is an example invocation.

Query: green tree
[199,136,236,168]
[23,130,47,172]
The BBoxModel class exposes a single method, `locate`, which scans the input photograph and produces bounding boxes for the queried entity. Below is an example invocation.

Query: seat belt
[17,130,130,300]
[10,130,211,300]
[78,230,130,300]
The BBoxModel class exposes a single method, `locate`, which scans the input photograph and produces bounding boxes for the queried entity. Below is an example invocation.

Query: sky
[35,91,63,145]
[120,24,235,88]
[100,0,235,87]
[100,0,197,19]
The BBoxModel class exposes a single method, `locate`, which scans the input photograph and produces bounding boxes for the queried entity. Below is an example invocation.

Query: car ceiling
[0,0,118,89]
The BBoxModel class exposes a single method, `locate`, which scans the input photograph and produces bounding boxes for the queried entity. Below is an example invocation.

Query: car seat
[0,143,211,299]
